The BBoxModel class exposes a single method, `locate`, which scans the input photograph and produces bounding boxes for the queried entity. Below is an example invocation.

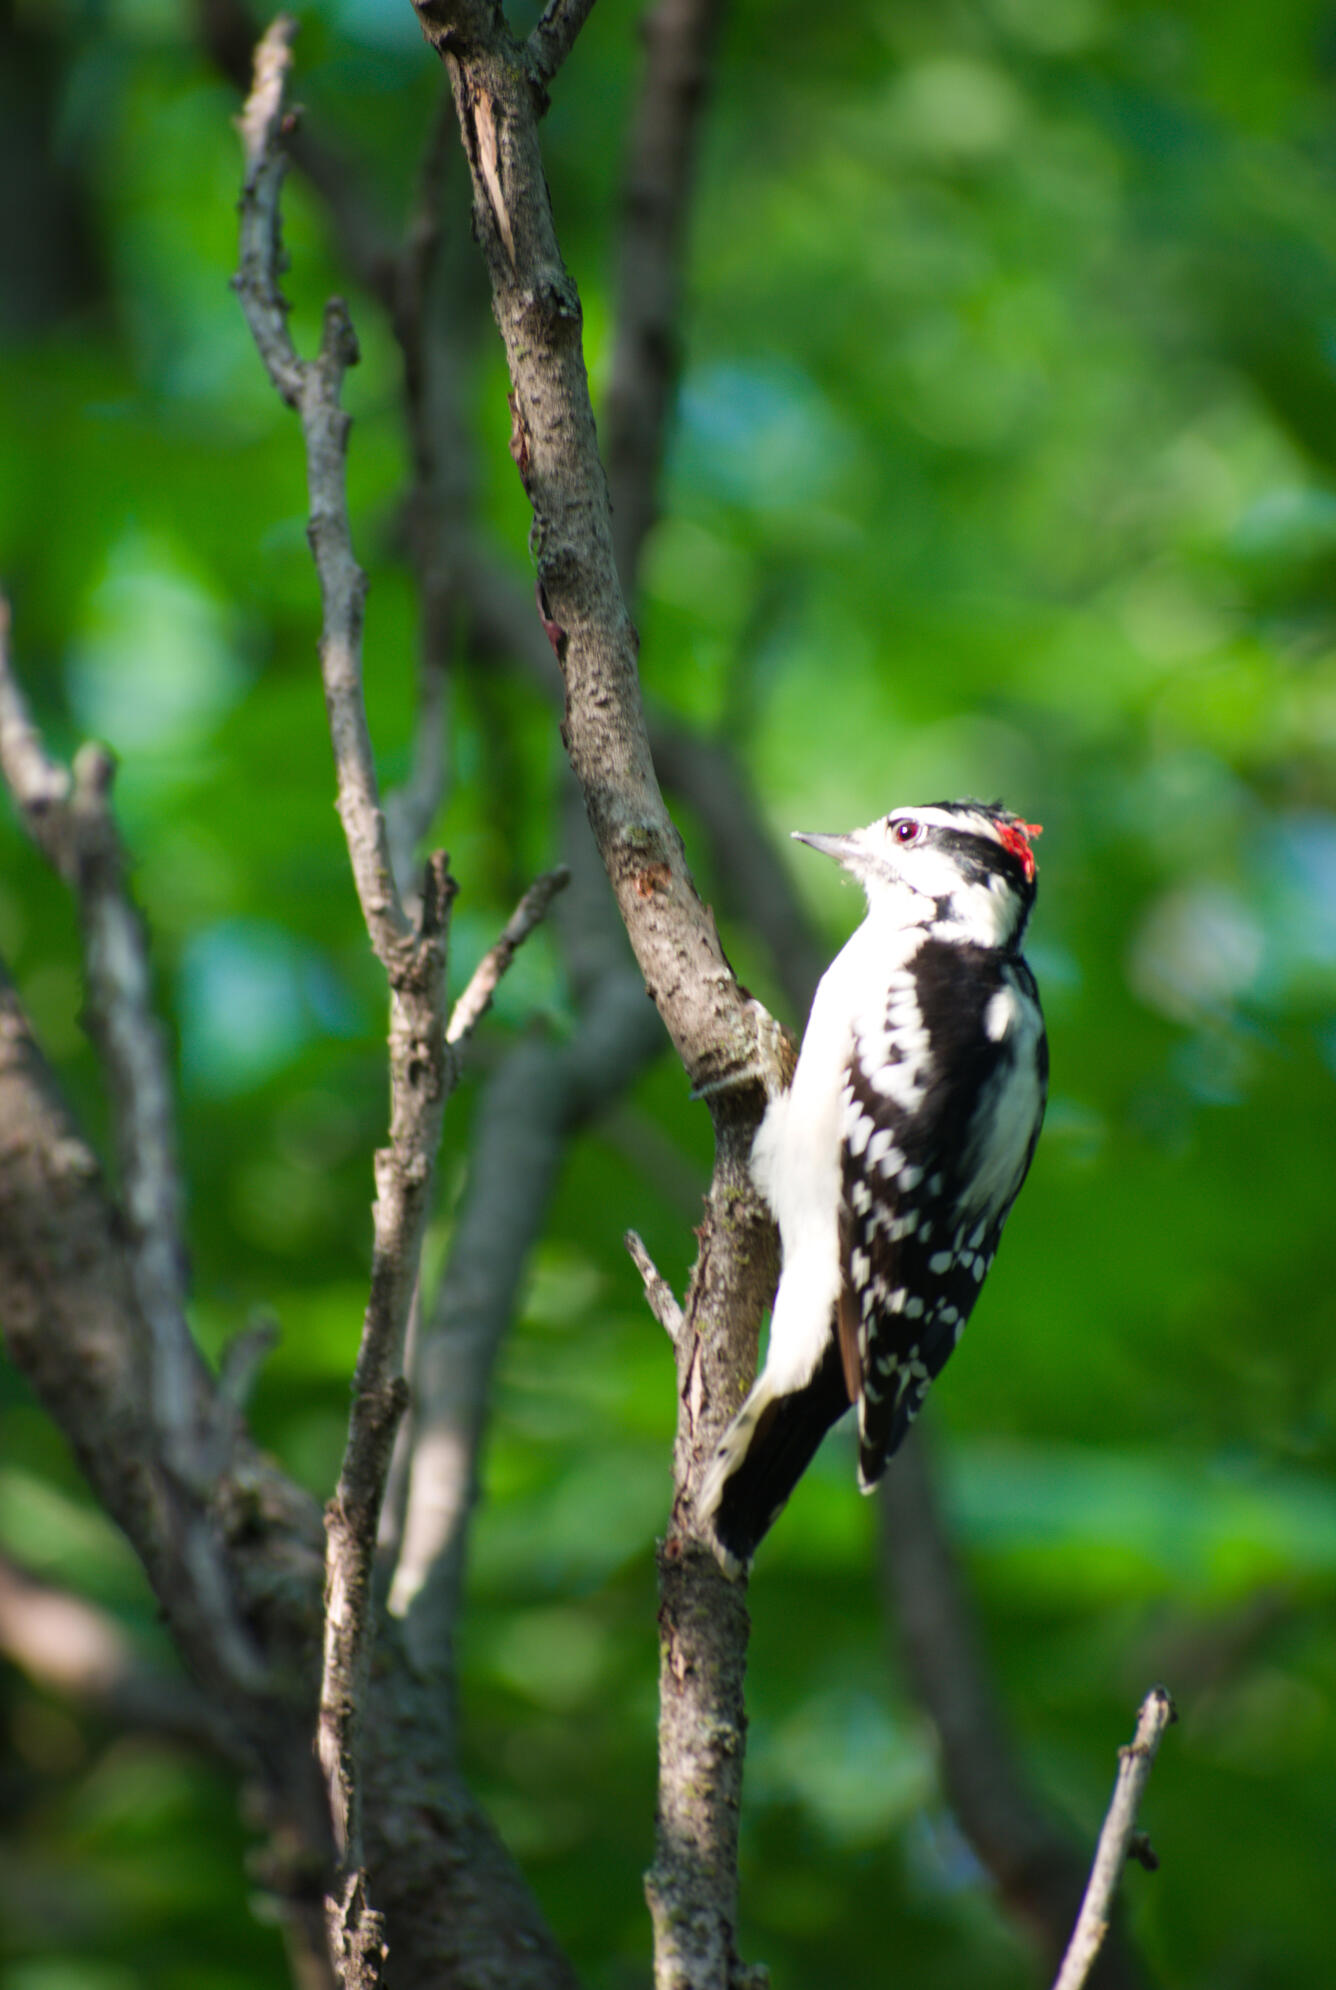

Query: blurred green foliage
[3,0,1336,1985]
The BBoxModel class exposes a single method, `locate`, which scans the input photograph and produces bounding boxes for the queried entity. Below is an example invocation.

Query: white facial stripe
[887,804,1008,847]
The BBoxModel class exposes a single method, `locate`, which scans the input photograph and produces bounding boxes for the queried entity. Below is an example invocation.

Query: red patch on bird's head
[997,818,1042,882]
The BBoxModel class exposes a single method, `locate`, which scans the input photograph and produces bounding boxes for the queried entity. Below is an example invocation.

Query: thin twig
[878,1441,1148,1987]
[201,0,400,308]
[234,15,305,408]
[1052,1689,1177,1990]
[445,864,570,1045]
[527,0,601,89]
[235,14,408,962]
[624,1230,683,1341]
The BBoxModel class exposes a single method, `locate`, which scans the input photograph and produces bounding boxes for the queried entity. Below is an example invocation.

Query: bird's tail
[696,1343,850,1576]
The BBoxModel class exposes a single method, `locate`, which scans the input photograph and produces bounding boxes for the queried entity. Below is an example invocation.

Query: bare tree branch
[200,0,402,308]
[1053,1690,1176,1990]
[375,127,763,1923]
[319,857,452,1979]
[446,863,571,1045]
[67,748,197,1442]
[404,12,790,1984]
[361,1630,581,1990]
[625,1229,685,1341]
[0,958,233,1611]
[235,26,460,1977]
[528,0,602,90]
[644,1143,775,1990]
[236,18,407,954]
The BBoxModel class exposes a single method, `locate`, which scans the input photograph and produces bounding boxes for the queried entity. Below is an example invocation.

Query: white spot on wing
[846,1108,874,1159]
[985,988,1016,1041]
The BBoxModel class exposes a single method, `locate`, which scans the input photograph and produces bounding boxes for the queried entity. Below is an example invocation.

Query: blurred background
[2,0,1335,1985]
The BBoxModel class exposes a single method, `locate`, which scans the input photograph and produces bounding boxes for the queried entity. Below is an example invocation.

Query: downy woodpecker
[699,801,1047,1575]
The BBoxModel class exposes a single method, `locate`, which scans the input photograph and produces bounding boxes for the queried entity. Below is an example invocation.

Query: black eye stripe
[935,826,1033,888]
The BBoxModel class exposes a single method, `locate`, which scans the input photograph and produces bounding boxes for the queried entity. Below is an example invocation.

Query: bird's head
[794,801,1042,949]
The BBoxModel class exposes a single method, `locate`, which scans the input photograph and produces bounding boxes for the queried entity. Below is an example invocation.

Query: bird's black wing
[840,941,1045,1485]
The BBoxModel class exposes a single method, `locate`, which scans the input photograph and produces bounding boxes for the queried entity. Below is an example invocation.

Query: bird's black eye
[892,817,921,846]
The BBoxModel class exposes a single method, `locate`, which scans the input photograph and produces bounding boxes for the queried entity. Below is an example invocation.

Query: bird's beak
[792,829,861,865]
